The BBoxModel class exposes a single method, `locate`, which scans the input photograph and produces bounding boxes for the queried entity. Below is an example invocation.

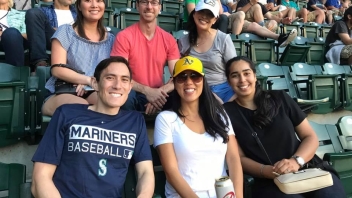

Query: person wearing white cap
[184,0,229,33]
[179,0,238,104]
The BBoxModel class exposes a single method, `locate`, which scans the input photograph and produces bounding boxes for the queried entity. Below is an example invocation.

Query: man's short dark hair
[94,56,132,82]
[344,7,352,21]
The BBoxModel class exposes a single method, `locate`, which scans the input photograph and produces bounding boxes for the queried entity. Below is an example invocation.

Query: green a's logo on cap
[183,57,194,66]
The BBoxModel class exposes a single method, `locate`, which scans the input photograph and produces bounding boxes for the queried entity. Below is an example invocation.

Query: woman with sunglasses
[42,0,114,116]
[223,56,346,198]
[178,0,237,104]
[0,0,27,66]
[154,56,243,198]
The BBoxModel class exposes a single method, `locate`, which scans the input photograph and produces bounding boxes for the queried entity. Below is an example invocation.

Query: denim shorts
[210,81,235,102]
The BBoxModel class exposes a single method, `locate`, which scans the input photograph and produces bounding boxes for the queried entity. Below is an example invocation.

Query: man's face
[137,0,161,23]
[94,62,132,111]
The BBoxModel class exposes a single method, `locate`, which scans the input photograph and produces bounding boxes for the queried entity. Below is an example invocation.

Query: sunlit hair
[172,73,230,143]
[94,56,132,82]
[73,0,106,41]
[225,56,282,129]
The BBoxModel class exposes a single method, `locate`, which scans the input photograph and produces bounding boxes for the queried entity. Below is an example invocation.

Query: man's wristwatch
[291,155,305,168]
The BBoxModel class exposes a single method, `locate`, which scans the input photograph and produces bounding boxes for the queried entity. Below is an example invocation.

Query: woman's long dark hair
[186,10,199,46]
[73,0,106,41]
[172,76,230,143]
[225,56,282,129]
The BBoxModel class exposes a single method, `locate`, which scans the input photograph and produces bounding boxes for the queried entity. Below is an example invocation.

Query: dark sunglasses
[175,72,203,84]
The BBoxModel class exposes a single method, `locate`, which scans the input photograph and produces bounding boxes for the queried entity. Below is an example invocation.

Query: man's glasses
[175,72,203,84]
[139,0,160,6]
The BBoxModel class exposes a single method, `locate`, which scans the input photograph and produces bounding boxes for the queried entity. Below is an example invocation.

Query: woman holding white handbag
[223,56,346,198]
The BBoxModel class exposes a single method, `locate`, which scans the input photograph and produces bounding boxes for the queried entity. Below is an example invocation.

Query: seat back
[279,44,310,66]
[309,121,340,159]
[103,8,114,26]
[249,40,275,65]
[119,8,140,29]
[290,63,321,99]
[162,0,183,15]
[282,23,302,36]
[336,116,352,151]
[0,63,30,147]
[321,25,332,38]
[109,0,131,9]
[35,66,52,135]
[0,163,26,198]
[342,74,352,110]
[171,30,188,40]
[158,12,178,32]
[307,41,325,65]
[322,63,349,75]
[230,34,246,57]
[310,74,341,113]
[302,24,321,38]
[257,63,298,98]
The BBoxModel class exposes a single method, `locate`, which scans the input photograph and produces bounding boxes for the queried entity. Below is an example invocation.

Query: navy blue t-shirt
[307,0,324,11]
[32,104,152,198]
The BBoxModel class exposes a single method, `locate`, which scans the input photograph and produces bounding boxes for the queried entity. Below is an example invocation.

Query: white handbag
[274,168,333,194]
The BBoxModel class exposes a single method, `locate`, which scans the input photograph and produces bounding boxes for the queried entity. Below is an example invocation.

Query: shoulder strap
[234,103,273,165]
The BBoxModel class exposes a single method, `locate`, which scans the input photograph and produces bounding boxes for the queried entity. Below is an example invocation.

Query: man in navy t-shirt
[31,57,154,197]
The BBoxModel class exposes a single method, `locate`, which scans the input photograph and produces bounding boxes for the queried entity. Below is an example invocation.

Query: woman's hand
[75,84,87,97]
[273,158,300,175]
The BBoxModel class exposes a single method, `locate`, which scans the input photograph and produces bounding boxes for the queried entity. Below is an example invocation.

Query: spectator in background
[184,0,229,33]
[0,0,28,66]
[42,0,114,116]
[326,7,352,64]
[154,56,243,198]
[236,0,292,32]
[281,0,325,23]
[179,0,237,103]
[307,0,332,23]
[110,0,180,115]
[25,0,76,68]
[32,57,154,197]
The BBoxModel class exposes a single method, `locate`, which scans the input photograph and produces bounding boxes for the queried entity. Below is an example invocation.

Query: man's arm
[32,162,61,198]
[135,161,155,198]
[237,0,256,12]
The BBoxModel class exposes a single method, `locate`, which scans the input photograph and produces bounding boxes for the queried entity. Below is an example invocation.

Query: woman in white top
[153,56,243,198]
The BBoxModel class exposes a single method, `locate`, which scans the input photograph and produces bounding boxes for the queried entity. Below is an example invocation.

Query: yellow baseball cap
[173,56,205,77]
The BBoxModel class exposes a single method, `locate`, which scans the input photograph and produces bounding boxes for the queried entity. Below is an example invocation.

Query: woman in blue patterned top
[42,0,114,116]
[0,0,28,66]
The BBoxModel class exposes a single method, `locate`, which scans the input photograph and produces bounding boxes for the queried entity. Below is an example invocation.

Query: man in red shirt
[111,0,180,114]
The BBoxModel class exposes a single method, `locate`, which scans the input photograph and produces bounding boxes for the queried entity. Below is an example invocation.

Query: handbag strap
[235,103,273,165]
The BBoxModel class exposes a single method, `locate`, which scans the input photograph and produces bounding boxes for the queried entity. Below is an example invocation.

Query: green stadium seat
[35,66,52,135]
[306,41,325,65]
[323,63,351,75]
[321,25,332,38]
[282,22,303,36]
[107,0,132,9]
[249,39,276,65]
[256,75,268,90]
[230,34,245,57]
[309,74,341,113]
[158,11,179,32]
[0,63,31,147]
[103,8,115,26]
[162,0,183,15]
[336,116,352,151]
[278,43,310,66]
[302,23,321,38]
[171,30,188,40]
[309,120,352,197]
[150,145,166,198]
[0,163,26,198]
[118,8,140,29]
[341,74,352,110]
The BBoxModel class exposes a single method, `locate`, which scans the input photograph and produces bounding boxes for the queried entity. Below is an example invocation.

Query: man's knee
[218,14,229,23]
[1,27,22,40]
[25,8,44,21]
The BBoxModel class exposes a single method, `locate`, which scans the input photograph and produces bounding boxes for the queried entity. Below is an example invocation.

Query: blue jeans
[25,8,55,65]
[122,90,174,112]
[0,27,28,66]
[210,81,235,102]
